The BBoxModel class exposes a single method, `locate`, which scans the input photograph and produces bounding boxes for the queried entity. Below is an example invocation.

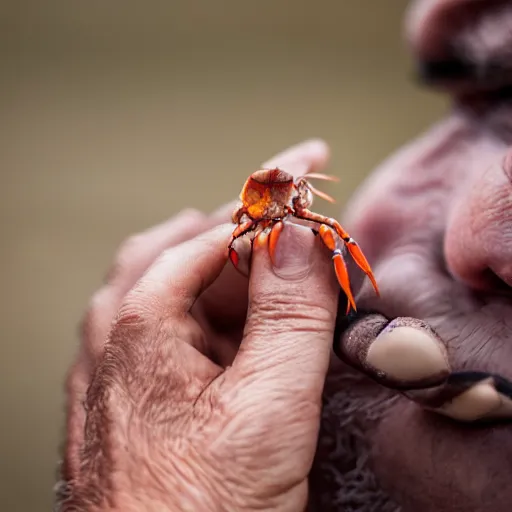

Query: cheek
[344,200,409,262]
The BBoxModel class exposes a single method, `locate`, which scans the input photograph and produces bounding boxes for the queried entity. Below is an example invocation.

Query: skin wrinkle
[444,146,512,288]
[207,393,320,506]
[455,314,510,372]
[243,291,335,339]
[123,433,224,510]
[81,354,227,510]
[479,179,512,278]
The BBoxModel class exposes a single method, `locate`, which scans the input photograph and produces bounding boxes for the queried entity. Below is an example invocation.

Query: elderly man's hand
[59,141,344,512]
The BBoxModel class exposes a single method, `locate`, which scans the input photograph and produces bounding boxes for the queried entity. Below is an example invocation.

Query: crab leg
[295,208,380,297]
[318,225,357,314]
[228,220,257,267]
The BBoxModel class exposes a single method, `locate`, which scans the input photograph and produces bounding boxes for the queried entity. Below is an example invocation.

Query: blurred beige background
[0,1,447,510]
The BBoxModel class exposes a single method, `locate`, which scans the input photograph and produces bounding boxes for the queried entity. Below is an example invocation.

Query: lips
[405,0,512,93]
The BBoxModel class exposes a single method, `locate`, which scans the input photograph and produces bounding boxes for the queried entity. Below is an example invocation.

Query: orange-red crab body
[228,167,380,313]
[239,169,293,220]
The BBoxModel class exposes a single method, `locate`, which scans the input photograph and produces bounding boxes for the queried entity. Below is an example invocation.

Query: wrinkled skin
[59,143,345,512]
[58,1,512,511]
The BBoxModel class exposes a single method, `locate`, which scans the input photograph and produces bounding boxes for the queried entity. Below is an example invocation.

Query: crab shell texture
[239,168,299,220]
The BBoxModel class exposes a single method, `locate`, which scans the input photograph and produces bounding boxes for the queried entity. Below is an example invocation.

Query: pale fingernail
[366,318,450,387]
[490,376,512,419]
[435,379,502,421]
[269,223,316,281]
[431,374,512,422]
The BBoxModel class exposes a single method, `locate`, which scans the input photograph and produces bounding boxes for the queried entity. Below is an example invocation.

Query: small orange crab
[228,167,380,313]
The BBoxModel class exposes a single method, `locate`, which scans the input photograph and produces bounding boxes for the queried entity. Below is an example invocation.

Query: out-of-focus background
[1,1,447,510]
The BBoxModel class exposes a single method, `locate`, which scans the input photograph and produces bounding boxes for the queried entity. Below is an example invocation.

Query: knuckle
[247,290,334,335]
[114,288,160,330]
[114,303,149,330]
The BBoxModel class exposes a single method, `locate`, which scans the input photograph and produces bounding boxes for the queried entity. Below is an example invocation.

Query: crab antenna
[308,183,336,203]
[301,172,340,182]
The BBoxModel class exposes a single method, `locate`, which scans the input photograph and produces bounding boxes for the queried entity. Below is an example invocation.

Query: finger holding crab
[217,138,512,427]
[227,166,380,314]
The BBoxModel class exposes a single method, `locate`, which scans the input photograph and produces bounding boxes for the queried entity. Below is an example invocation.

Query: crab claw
[317,225,357,314]
[229,246,240,267]
[333,250,357,314]
[292,209,380,302]
[228,219,258,276]
[344,240,380,296]
[268,221,285,266]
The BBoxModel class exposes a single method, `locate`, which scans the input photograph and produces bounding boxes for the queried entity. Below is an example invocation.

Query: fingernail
[270,222,316,281]
[436,373,512,422]
[404,371,512,422]
[365,318,450,388]
[435,379,503,421]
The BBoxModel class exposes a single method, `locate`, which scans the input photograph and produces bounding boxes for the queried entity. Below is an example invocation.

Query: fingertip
[405,371,512,422]
[127,222,235,316]
[249,222,335,289]
[206,221,236,240]
[193,222,235,251]
[334,313,450,390]
[301,138,331,159]
[262,138,331,176]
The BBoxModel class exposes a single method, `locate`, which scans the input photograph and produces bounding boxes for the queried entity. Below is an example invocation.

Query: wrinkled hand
[310,116,512,512]
[59,141,344,512]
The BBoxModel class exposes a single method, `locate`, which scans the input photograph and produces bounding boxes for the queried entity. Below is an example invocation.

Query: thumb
[233,222,339,398]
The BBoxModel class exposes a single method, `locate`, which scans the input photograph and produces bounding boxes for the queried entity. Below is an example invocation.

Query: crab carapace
[228,167,380,313]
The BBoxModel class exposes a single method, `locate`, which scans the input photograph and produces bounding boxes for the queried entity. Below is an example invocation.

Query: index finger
[101,223,235,389]
[120,223,234,321]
